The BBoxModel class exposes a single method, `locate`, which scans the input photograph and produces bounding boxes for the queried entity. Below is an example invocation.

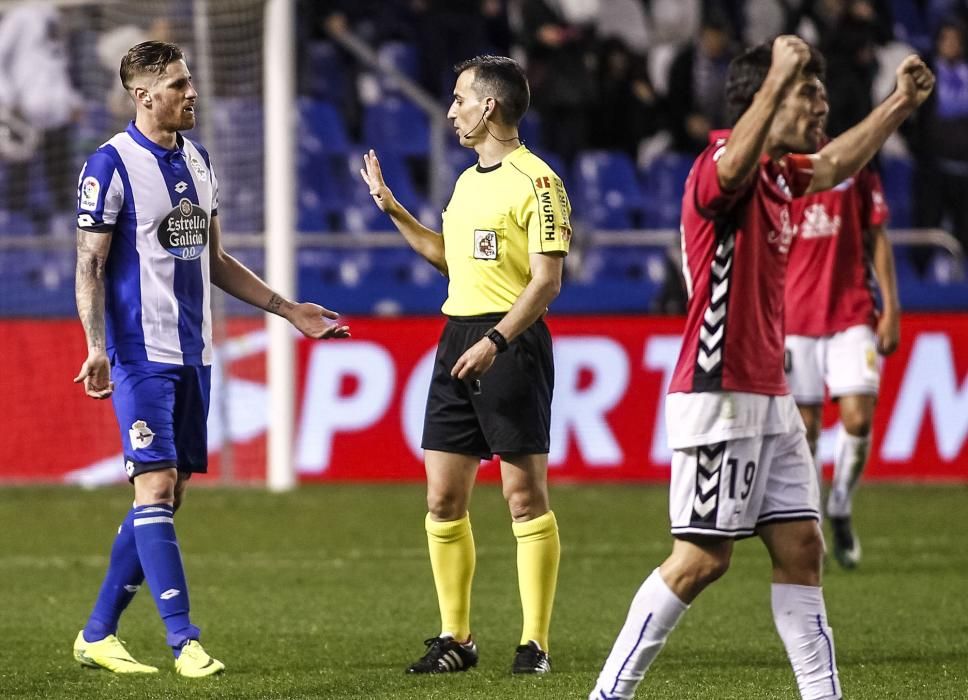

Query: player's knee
[666,544,731,595]
[426,490,466,521]
[133,469,177,505]
[778,528,825,578]
[841,411,872,437]
[503,485,548,522]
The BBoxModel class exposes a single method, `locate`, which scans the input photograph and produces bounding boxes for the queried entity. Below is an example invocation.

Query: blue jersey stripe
[102,145,147,361]
[154,151,205,365]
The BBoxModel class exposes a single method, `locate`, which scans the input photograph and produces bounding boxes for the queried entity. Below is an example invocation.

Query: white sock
[589,569,688,700]
[827,424,869,518]
[772,583,842,700]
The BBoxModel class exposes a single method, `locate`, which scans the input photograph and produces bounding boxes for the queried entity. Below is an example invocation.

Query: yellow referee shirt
[440,145,572,316]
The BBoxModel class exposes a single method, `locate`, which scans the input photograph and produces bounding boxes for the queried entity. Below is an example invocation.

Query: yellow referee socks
[513,510,560,650]
[425,513,475,641]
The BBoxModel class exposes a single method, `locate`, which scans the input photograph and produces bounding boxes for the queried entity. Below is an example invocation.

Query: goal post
[263,0,297,492]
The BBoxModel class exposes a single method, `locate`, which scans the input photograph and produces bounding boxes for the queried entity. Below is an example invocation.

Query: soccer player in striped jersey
[589,37,933,700]
[71,41,348,677]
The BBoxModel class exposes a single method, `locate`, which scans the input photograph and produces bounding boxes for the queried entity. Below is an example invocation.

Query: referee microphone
[461,106,489,139]
[462,106,521,144]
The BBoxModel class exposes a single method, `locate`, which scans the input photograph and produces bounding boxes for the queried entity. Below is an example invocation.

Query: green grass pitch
[0,483,965,699]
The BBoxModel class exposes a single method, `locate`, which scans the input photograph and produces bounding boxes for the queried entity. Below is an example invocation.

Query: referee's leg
[424,450,480,644]
[501,453,559,663]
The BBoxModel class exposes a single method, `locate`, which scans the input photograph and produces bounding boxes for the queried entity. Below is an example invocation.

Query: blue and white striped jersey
[76,121,219,366]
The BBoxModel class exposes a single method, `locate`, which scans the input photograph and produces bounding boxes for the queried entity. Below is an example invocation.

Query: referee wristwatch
[484,327,509,353]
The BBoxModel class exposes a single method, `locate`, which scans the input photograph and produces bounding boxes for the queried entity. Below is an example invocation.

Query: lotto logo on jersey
[535,176,550,188]
[158,197,209,260]
[79,177,100,211]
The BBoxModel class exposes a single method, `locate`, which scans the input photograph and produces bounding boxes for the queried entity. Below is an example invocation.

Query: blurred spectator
[0,2,83,234]
[589,38,666,158]
[406,0,512,97]
[513,0,598,164]
[815,1,889,136]
[665,12,737,154]
[911,18,968,262]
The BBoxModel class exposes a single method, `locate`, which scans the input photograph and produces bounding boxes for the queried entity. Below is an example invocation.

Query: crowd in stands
[1,0,967,315]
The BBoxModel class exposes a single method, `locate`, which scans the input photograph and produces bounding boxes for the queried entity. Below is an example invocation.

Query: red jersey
[784,166,888,336]
[670,133,813,396]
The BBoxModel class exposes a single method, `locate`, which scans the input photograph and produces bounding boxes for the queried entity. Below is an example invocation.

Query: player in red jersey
[589,36,932,700]
[785,155,900,570]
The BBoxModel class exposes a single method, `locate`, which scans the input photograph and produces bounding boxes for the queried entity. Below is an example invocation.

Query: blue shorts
[110,359,211,480]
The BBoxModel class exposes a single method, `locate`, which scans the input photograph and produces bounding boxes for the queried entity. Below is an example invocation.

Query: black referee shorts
[421,313,554,459]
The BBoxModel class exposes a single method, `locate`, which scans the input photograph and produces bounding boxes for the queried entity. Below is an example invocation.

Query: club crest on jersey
[188,155,208,182]
[80,176,100,211]
[159,197,209,260]
[129,420,155,449]
[474,229,498,260]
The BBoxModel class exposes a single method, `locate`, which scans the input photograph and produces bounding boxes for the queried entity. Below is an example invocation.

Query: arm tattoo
[266,293,284,314]
[75,235,108,351]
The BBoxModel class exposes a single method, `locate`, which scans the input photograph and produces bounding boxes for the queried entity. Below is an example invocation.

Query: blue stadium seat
[0,210,35,237]
[299,98,351,157]
[641,153,693,229]
[519,112,543,150]
[208,97,264,233]
[377,41,420,96]
[299,152,352,231]
[362,98,430,157]
[301,40,350,102]
[879,155,913,228]
[572,150,646,229]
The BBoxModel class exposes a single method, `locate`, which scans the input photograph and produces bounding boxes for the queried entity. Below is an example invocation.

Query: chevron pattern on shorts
[692,442,726,521]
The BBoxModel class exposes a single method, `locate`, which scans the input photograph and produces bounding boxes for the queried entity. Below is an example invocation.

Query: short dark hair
[453,55,530,126]
[120,41,184,90]
[724,39,826,125]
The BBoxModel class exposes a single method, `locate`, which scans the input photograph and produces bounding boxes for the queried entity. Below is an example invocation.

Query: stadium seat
[301,40,350,102]
[0,210,35,237]
[879,155,913,228]
[362,98,430,157]
[298,98,351,157]
[518,112,543,150]
[208,97,264,233]
[572,150,646,229]
[377,41,421,96]
[641,153,693,229]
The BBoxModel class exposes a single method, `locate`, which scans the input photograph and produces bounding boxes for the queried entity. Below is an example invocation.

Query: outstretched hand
[360,149,398,214]
[288,302,351,340]
[74,350,114,399]
[894,54,935,109]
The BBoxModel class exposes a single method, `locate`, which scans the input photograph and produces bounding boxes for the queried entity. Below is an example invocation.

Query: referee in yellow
[360,55,571,675]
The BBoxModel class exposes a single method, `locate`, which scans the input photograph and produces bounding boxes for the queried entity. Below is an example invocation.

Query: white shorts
[669,427,820,539]
[785,324,881,404]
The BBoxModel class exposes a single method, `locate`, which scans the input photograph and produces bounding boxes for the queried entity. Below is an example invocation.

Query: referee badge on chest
[474,229,498,260]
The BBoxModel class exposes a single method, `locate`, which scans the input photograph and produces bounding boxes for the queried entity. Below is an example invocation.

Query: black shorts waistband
[445,313,507,325]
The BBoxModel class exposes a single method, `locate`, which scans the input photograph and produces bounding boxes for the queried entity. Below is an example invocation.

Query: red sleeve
[691,142,754,218]
[784,153,815,197]
[858,167,890,227]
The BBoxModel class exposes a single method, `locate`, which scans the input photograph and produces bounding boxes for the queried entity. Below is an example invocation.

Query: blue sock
[132,503,200,652]
[83,508,144,642]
